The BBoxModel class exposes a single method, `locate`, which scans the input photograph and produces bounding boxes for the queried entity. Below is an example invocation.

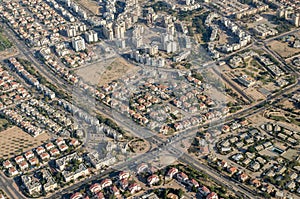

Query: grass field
[0,118,11,132]
[0,126,50,159]
[0,31,12,51]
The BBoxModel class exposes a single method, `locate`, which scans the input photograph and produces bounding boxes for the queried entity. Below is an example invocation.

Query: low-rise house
[218,160,228,169]
[69,139,80,147]
[141,193,159,199]
[238,173,249,182]
[166,167,178,179]
[45,143,55,151]
[220,147,232,153]
[147,174,159,186]
[206,192,218,199]
[286,181,296,190]
[176,172,188,182]
[95,192,105,199]
[25,151,35,160]
[36,146,46,155]
[276,166,287,175]
[166,193,178,199]
[3,160,13,169]
[49,148,60,157]
[187,179,199,188]
[15,155,25,164]
[137,163,148,174]
[128,183,141,194]
[29,157,39,166]
[40,152,50,161]
[90,183,102,194]
[250,178,261,188]
[119,179,129,190]
[70,192,83,199]
[222,125,230,133]
[232,153,243,162]
[110,185,120,196]
[250,161,260,171]
[227,166,238,175]
[261,183,274,193]
[119,171,130,180]
[241,156,251,165]
[266,169,275,177]
[18,161,29,171]
[58,144,68,152]
[256,157,266,165]
[100,178,112,189]
[198,186,210,196]
[290,172,298,180]
[8,166,18,176]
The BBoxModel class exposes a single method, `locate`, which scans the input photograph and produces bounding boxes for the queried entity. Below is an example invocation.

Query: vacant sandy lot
[244,87,266,100]
[0,47,18,61]
[218,31,229,45]
[75,0,99,15]
[76,57,137,86]
[269,40,300,58]
[0,126,50,159]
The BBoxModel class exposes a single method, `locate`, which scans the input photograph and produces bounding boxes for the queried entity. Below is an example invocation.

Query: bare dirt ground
[246,12,277,29]
[218,31,229,45]
[244,87,266,101]
[282,99,298,109]
[269,40,300,58]
[76,57,137,86]
[247,113,268,127]
[75,0,99,15]
[0,47,18,61]
[128,139,150,154]
[207,68,237,103]
[0,126,50,159]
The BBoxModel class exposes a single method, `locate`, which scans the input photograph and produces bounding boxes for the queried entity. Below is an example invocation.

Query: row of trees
[97,114,127,135]
[15,57,70,100]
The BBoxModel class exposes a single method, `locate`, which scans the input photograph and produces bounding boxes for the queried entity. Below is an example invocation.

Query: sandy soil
[244,87,266,100]
[128,139,150,154]
[0,126,50,159]
[75,0,99,15]
[218,31,229,45]
[0,47,18,61]
[269,40,300,58]
[76,57,137,86]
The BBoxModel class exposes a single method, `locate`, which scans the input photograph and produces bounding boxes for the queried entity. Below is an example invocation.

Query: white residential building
[71,36,86,52]
[85,30,98,43]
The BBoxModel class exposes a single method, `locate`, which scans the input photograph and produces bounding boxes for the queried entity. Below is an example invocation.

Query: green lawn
[0,118,10,131]
[0,32,12,51]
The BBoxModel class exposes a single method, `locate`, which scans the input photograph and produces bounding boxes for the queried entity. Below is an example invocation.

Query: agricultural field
[0,126,50,159]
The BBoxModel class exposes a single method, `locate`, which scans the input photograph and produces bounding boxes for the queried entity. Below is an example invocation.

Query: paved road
[0,173,25,199]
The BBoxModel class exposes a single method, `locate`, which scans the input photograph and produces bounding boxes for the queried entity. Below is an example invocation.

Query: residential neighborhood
[0,0,299,198]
